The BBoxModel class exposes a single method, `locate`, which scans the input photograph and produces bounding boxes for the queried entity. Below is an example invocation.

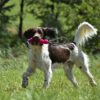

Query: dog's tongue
[28,37,49,44]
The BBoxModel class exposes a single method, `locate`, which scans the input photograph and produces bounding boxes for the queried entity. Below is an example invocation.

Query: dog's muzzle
[33,36,40,41]
[34,33,41,39]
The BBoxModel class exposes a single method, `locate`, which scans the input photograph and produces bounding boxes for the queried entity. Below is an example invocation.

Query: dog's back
[48,43,75,63]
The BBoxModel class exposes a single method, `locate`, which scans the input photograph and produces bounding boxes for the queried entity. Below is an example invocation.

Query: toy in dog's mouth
[27,37,49,45]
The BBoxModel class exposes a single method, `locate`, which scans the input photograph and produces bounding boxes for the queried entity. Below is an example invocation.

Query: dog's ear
[23,28,35,39]
[42,27,58,39]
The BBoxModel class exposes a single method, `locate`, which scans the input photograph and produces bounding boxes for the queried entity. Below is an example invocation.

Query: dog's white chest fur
[29,44,50,69]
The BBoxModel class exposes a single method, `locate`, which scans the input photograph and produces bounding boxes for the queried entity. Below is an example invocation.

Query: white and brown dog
[22,22,97,88]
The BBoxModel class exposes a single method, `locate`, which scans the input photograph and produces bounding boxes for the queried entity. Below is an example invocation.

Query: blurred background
[0,0,100,58]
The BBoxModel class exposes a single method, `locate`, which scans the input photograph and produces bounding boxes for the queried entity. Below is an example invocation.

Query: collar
[27,37,49,45]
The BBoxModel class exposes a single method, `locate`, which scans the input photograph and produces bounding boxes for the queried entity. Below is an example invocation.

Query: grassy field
[0,46,100,100]
[0,1,100,100]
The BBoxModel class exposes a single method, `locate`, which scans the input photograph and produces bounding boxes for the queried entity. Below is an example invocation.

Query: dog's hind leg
[22,66,36,88]
[77,52,97,86]
[64,62,78,87]
[79,64,97,86]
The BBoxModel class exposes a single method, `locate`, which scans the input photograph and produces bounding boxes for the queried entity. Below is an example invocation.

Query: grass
[0,46,100,100]
[1,1,100,100]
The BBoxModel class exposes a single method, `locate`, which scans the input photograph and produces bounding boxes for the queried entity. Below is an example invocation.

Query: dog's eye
[32,30,36,34]
[37,29,43,34]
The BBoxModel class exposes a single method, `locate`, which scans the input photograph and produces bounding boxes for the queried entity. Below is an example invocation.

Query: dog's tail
[74,22,97,46]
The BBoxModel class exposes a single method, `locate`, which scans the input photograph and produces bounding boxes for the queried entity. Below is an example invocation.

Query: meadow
[0,0,100,100]
[0,45,100,100]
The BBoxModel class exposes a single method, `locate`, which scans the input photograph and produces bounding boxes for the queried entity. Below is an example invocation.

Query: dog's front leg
[43,63,53,88]
[22,66,35,88]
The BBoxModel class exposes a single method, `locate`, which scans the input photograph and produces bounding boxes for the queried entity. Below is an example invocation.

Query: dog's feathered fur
[22,22,97,88]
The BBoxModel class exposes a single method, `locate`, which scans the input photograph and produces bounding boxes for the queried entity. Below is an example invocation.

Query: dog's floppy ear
[42,27,58,39]
[23,28,35,39]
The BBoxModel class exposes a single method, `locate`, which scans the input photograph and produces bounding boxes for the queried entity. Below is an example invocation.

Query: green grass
[0,47,100,100]
[1,1,100,99]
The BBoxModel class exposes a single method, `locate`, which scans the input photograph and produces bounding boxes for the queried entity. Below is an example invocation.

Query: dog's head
[23,27,57,40]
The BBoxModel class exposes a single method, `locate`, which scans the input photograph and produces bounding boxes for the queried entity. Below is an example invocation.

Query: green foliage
[0,0,15,33]
[25,0,100,50]
[0,0,99,51]
[23,0,99,34]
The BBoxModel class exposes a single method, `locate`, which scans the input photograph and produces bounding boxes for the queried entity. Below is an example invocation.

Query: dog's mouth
[28,37,49,45]
[33,36,40,41]
[28,36,40,45]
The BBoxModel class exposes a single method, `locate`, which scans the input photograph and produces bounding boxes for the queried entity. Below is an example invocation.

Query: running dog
[22,22,97,88]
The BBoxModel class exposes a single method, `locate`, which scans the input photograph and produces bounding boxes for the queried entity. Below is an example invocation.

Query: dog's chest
[29,44,50,67]
[30,45,42,61]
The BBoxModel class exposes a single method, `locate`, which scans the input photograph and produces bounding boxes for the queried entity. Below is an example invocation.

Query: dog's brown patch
[49,44,70,63]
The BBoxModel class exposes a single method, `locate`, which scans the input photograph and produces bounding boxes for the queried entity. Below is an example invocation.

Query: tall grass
[0,46,100,100]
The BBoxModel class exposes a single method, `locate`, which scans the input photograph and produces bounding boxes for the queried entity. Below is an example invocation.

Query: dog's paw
[22,77,28,88]
[90,80,97,87]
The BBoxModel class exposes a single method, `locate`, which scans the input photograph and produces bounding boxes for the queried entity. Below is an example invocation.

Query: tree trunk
[18,0,24,38]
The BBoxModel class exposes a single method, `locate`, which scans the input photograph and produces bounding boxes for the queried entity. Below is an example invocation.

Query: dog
[22,22,97,88]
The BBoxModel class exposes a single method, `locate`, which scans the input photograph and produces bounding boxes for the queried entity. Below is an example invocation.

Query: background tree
[18,0,24,38]
[0,0,14,33]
